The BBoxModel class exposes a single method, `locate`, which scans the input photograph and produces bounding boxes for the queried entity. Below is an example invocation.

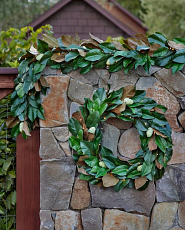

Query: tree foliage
[116,0,185,39]
[0,25,53,67]
[140,0,185,39]
[0,0,59,31]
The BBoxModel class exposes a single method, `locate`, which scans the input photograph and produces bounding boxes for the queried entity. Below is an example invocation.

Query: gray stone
[136,76,158,90]
[90,182,155,216]
[98,69,110,90]
[118,127,141,159]
[136,77,182,132]
[108,69,139,90]
[59,141,71,157]
[70,102,80,118]
[40,128,65,159]
[178,201,185,229]
[68,69,99,85]
[178,111,185,129]
[169,131,185,165]
[102,123,120,156]
[40,158,76,210]
[68,78,93,104]
[42,66,61,76]
[149,202,179,230]
[103,209,150,230]
[154,68,185,97]
[40,210,54,230]
[156,164,185,202]
[55,210,83,230]
[179,97,185,110]
[51,126,71,142]
[70,177,90,210]
[81,208,102,230]
[135,65,161,77]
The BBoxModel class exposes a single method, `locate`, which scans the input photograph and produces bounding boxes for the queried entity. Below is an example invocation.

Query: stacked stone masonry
[40,67,185,230]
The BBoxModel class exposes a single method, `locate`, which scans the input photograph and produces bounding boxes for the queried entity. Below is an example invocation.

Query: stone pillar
[39,67,185,230]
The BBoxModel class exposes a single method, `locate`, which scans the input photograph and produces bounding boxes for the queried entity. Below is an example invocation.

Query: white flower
[123,98,134,105]
[137,165,142,171]
[146,127,153,137]
[99,161,106,168]
[88,127,96,134]
[19,122,24,133]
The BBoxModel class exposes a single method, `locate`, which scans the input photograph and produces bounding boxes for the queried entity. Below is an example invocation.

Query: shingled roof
[29,0,147,39]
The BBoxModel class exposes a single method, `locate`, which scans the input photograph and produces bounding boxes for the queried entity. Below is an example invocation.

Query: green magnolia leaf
[114,51,129,57]
[155,135,167,153]
[68,118,82,137]
[27,106,38,122]
[172,62,184,73]
[99,42,116,53]
[144,151,155,165]
[17,87,25,98]
[135,118,147,131]
[155,51,174,66]
[173,38,185,45]
[11,100,27,117]
[124,60,136,74]
[100,146,114,156]
[127,170,141,178]
[173,49,185,63]
[86,111,100,128]
[102,156,116,169]
[80,62,93,74]
[84,156,99,167]
[114,179,130,192]
[65,52,79,62]
[79,174,94,181]
[141,162,153,176]
[93,88,106,104]
[94,54,111,68]
[37,39,49,53]
[68,136,81,152]
[123,58,132,68]
[33,62,46,74]
[112,165,129,176]
[80,140,94,156]
[61,61,73,74]
[109,60,123,72]
[95,167,108,178]
[148,32,167,47]
[143,55,152,74]
[107,56,123,65]
[153,47,169,57]
[85,49,104,61]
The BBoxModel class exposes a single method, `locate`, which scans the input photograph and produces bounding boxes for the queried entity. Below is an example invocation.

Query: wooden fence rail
[0,68,40,230]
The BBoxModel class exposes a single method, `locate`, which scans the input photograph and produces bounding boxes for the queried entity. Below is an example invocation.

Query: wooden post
[16,129,40,230]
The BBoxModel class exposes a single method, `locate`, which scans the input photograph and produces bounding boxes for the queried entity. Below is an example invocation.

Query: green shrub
[0,25,53,67]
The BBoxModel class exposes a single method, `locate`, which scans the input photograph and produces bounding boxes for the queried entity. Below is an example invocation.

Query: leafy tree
[116,0,142,18]
[0,25,52,67]
[140,0,185,39]
[0,0,59,31]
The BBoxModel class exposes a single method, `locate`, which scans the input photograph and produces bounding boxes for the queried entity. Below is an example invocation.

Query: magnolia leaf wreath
[68,85,173,192]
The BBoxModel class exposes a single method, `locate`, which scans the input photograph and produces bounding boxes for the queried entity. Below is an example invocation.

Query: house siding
[35,0,128,40]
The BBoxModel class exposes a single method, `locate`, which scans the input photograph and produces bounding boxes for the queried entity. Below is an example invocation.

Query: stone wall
[39,66,185,230]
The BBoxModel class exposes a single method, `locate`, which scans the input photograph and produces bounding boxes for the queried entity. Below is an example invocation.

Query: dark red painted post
[16,129,40,230]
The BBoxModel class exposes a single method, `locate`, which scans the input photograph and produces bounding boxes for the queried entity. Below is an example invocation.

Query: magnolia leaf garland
[7,32,185,138]
[68,86,173,192]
